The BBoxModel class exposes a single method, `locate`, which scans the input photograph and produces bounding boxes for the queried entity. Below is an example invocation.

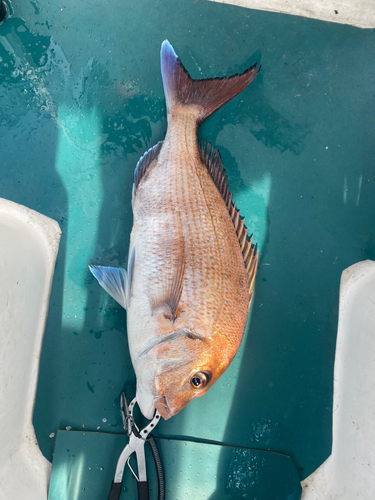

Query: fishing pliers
[107,392,165,500]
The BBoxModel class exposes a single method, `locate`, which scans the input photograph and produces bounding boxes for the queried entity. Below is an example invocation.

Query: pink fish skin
[90,40,259,420]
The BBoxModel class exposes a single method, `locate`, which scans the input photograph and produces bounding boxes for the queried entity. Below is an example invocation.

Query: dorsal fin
[134,141,163,193]
[199,141,258,304]
[199,142,232,209]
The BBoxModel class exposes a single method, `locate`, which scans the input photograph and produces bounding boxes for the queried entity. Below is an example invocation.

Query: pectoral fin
[151,250,185,321]
[149,217,185,321]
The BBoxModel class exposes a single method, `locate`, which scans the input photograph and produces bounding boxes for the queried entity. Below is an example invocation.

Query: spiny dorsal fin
[134,141,163,193]
[199,141,258,304]
[199,142,231,210]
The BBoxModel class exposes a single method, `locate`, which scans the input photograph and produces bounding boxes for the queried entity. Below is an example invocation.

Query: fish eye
[190,371,210,390]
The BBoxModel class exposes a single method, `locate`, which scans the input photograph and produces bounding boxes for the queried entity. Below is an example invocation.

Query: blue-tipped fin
[126,246,135,306]
[89,247,135,309]
[160,39,260,124]
[89,265,128,309]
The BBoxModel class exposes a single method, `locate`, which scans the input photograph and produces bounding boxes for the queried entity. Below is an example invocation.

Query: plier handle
[107,393,161,500]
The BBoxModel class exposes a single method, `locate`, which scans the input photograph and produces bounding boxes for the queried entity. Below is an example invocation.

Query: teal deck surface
[49,430,302,500]
[1,0,375,495]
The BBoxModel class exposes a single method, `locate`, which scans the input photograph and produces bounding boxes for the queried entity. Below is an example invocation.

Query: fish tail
[160,40,260,123]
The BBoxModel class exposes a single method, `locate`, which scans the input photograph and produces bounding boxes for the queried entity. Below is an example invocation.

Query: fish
[90,40,260,420]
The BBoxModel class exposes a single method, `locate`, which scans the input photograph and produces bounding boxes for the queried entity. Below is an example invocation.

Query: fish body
[90,41,259,419]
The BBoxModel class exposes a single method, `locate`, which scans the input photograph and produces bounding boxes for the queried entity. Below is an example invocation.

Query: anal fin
[134,141,163,194]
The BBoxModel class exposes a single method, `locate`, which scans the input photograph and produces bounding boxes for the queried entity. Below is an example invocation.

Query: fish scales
[90,40,260,419]
[132,115,247,345]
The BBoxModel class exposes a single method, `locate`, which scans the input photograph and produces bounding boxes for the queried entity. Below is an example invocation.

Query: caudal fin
[160,40,260,123]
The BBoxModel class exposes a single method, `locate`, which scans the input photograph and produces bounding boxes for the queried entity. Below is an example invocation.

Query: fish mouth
[154,396,173,420]
[136,386,157,419]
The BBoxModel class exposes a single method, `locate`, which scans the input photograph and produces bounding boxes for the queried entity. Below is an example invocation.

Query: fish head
[134,329,234,420]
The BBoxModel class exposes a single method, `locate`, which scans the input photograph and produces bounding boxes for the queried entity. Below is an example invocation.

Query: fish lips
[136,385,173,420]
[134,356,181,419]
[135,348,195,419]
[153,395,173,420]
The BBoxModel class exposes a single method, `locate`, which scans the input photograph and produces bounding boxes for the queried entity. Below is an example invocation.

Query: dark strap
[137,480,149,500]
[148,436,165,500]
[107,480,122,500]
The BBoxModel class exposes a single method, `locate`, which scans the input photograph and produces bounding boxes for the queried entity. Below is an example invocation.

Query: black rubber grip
[108,480,122,500]
[137,480,149,500]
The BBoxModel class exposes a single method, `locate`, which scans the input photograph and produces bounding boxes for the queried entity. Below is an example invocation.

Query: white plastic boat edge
[208,0,375,29]
[301,259,375,499]
[0,198,61,500]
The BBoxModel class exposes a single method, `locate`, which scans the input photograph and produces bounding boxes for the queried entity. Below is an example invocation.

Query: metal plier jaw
[120,391,134,437]
[108,392,161,500]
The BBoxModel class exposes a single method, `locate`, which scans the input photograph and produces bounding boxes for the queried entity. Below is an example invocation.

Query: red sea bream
[90,40,260,420]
